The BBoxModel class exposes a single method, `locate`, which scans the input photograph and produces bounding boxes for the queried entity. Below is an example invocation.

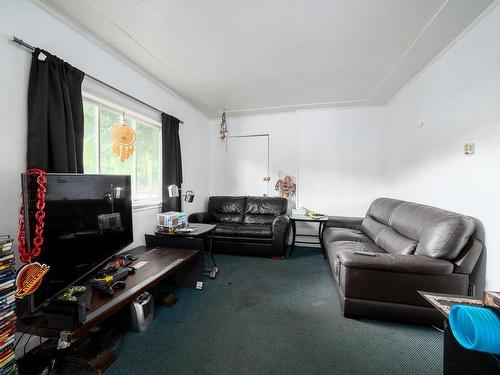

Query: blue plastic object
[449,305,500,355]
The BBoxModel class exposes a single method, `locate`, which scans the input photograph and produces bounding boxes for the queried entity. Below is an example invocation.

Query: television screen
[21,173,133,312]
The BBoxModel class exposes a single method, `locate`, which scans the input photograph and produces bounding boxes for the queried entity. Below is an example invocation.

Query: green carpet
[66,247,443,374]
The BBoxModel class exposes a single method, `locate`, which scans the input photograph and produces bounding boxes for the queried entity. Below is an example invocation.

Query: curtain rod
[11,36,183,124]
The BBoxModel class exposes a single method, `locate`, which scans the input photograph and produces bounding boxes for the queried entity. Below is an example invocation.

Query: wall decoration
[219,109,228,142]
[112,114,136,161]
[275,173,296,198]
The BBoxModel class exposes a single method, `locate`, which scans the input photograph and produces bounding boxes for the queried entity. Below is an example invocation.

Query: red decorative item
[275,175,296,199]
[15,262,50,298]
[17,168,47,263]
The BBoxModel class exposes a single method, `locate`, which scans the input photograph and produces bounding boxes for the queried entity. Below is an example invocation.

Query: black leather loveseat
[323,198,484,324]
[188,196,290,257]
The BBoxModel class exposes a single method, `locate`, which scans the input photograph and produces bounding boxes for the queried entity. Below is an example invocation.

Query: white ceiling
[40,0,495,118]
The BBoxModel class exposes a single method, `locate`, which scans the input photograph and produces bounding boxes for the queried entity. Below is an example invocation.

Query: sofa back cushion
[362,198,475,259]
[243,197,287,224]
[365,198,404,225]
[361,217,417,255]
[391,202,475,260]
[208,196,246,223]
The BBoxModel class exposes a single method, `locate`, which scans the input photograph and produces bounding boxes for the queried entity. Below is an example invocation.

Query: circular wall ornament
[111,123,136,161]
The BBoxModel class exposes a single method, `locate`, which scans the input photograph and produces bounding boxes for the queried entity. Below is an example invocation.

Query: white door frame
[225,134,270,196]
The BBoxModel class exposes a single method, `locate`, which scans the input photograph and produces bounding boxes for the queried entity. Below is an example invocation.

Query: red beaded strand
[17,168,46,263]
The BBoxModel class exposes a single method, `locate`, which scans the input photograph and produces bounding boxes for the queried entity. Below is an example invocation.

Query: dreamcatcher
[220,109,228,142]
[111,112,136,161]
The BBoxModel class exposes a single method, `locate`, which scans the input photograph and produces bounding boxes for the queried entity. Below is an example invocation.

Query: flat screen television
[21,173,133,312]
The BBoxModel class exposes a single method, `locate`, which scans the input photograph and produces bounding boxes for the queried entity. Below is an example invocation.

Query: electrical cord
[22,324,47,356]
[23,333,34,356]
[14,321,41,353]
[13,330,30,352]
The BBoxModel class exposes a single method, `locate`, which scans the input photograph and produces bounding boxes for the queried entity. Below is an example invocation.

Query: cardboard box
[483,291,500,312]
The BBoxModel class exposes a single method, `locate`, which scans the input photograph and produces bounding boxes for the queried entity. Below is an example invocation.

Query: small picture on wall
[275,172,296,211]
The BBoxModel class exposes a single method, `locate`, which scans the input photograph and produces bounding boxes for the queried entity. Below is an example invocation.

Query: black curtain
[27,48,85,172]
[161,113,183,212]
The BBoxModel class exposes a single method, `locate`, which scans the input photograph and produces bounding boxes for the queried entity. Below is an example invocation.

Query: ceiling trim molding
[367,0,449,100]
[224,99,386,118]
[29,0,210,121]
[384,0,500,107]
[33,0,499,119]
[221,103,386,121]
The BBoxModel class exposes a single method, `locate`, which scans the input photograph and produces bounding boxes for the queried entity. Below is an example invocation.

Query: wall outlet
[464,143,475,155]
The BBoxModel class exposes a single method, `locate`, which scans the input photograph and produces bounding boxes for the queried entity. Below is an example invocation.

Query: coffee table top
[289,215,328,222]
[156,223,216,237]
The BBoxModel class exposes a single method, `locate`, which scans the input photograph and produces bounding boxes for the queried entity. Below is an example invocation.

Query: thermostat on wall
[464,143,475,155]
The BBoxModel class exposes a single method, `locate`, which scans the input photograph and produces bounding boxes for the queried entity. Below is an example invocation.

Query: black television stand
[17,246,203,374]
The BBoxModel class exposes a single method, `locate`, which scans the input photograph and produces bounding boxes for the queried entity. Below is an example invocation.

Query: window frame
[82,91,163,209]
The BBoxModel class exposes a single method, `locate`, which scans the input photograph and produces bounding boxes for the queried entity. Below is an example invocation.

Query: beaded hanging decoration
[16,168,50,298]
[220,110,228,142]
[111,114,136,162]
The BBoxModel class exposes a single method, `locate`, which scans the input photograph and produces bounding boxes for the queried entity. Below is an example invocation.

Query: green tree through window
[82,95,162,204]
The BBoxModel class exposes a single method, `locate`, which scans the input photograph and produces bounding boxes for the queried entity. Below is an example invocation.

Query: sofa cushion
[214,223,239,236]
[391,202,475,259]
[243,197,287,224]
[376,228,417,255]
[213,223,273,239]
[365,198,404,225]
[361,217,417,255]
[208,196,246,223]
[361,216,388,241]
[326,240,385,261]
[337,250,454,275]
[234,224,273,238]
[323,227,371,244]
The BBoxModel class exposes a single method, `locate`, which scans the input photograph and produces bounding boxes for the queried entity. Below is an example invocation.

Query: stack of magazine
[0,236,17,374]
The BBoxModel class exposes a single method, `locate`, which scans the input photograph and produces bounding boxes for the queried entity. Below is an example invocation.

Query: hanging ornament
[220,109,228,142]
[16,168,50,298]
[112,113,136,162]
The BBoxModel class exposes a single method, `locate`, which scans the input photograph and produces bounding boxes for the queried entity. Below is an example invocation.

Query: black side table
[443,319,500,374]
[419,291,500,375]
[148,223,219,279]
[289,215,328,258]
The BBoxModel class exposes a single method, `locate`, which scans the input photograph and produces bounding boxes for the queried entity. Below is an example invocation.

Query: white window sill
[132,201,162,212]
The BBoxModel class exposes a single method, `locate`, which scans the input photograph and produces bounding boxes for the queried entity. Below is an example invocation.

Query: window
[83,93,162,206]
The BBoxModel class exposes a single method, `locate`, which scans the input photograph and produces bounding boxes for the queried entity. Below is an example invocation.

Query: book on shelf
[0,237,12,245]
[0,235,15,375]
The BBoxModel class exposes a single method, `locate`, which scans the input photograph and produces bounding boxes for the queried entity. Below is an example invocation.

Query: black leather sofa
[323,198,484,324]
[188,196,290,257]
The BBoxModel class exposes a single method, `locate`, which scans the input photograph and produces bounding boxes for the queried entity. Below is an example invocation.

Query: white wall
[211,4,500,290]
[382,4,500,290]
[1,1,497,293]
[210,107,385,217]
[209,112,299,203]
[209,107,386,240]
[297,108,386,216]
[0,0,211,252]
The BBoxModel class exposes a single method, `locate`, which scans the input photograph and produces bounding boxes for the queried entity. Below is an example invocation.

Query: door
[225,135,269,196]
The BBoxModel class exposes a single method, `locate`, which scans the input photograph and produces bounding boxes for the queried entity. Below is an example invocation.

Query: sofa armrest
[271,215,291,257]
[326,216,363,230]
[337,250,454,275]
[188,212,213,224]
